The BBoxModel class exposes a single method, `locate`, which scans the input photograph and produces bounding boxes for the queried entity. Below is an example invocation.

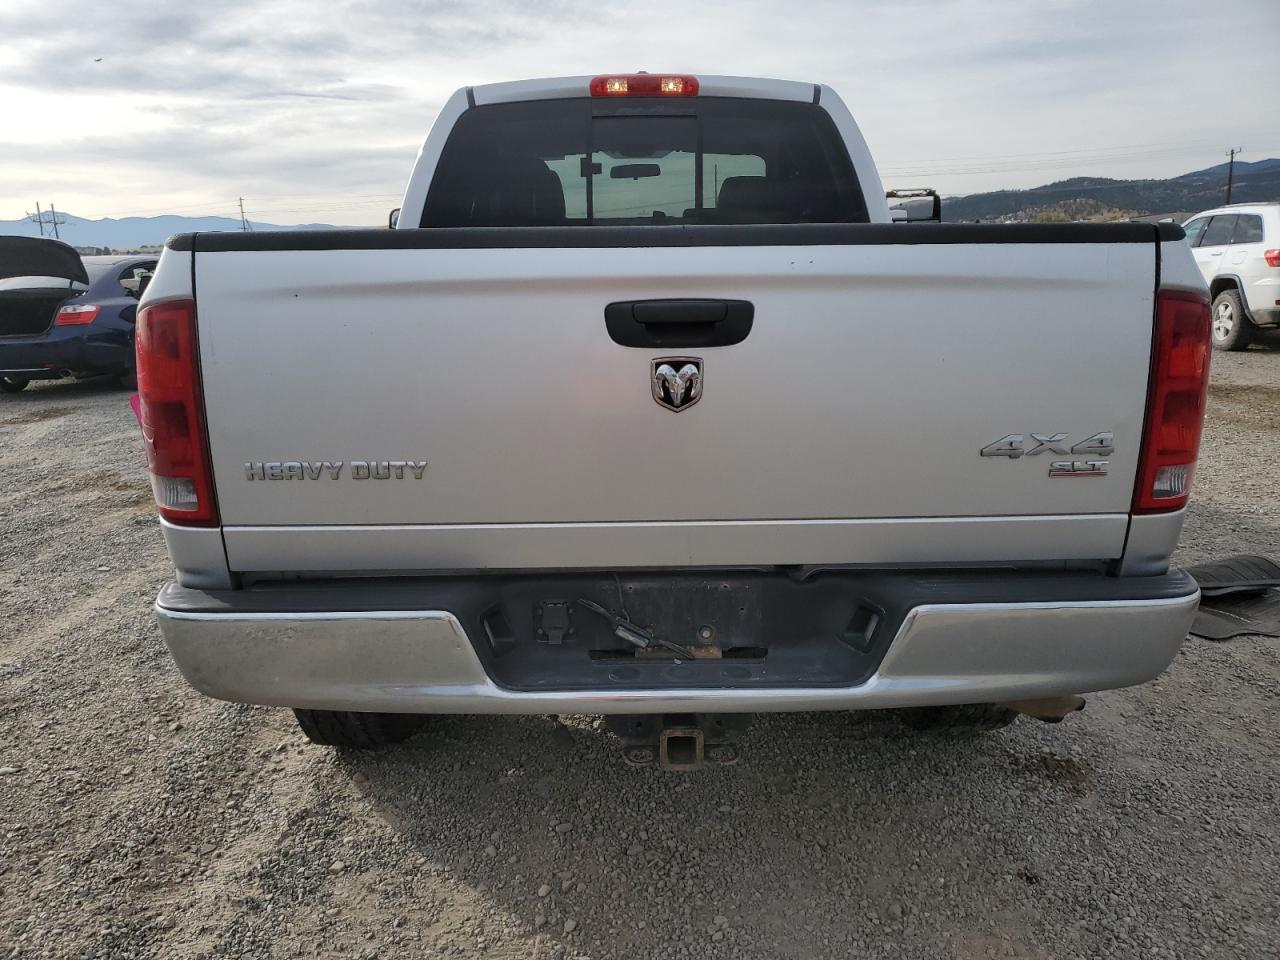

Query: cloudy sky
[1,0,1276,227]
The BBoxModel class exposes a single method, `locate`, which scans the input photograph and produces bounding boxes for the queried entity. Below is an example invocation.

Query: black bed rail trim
[167,221,1184,253]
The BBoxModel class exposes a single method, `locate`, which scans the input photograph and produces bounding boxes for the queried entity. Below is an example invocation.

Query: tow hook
[606,714,751,770]
[998,695,1086,723]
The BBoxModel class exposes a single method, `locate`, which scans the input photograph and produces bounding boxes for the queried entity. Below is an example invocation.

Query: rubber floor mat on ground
[1183,555,1280,597]
[1184,555,1280,641]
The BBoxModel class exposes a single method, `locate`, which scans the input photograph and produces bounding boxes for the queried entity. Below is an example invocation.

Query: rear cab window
[421,98,868,227]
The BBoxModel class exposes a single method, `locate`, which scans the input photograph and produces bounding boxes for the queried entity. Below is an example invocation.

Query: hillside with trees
[939,158,1279,222]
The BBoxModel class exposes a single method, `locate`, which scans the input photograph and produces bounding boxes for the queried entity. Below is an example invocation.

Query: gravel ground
[1,347,1277,960]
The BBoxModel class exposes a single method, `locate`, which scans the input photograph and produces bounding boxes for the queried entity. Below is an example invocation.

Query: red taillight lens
[1133,289,1211,514]
[1264,249,1280,267]
[135,298,218,526]
[55,303,100,325]
[589,74,699,97]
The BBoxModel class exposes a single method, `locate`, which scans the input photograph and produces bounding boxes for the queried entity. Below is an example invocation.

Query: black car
[0,237,156,393]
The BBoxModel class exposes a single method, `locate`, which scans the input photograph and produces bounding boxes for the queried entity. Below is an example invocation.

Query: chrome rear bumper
[155,571,1199,714]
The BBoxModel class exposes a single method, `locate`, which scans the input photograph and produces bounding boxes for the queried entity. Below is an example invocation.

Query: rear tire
[0,377,30,393]
[1211,289,1253,351]
[118,370,138,390]
[897,703,1018,732]
[293,709,426,748]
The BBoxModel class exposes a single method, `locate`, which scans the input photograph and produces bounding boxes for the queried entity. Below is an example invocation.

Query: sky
[1,0,1277,227]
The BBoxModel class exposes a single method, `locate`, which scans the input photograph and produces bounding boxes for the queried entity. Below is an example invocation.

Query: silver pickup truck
[140,74,1209,767]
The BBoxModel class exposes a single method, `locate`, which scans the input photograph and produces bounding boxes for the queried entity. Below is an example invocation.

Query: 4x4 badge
[651,358,703,412]
[980,431,1114,478]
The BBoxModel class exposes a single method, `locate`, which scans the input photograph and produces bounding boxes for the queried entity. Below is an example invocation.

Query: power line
[60,194,402,220]
[887,175,1258,202]
[879,135,1280,181]
[241,193,402,203]
[880,142,1279,178]
[241,196,401,209]
[244,199,399,210]
[878,133,1269,166]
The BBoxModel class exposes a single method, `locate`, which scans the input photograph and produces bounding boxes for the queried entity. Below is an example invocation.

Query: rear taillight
[135,298,218,526]
[1133,289,1211,514]
[1264,249,1280,267]
[589,74,699,97]
[55,303,100,325]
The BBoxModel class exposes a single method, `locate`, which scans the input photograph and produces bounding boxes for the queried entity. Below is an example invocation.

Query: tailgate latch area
[535,600,572,645]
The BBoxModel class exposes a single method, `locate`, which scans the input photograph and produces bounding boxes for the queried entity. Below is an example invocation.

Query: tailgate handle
[634,300,727,324]
[605,299,753,348]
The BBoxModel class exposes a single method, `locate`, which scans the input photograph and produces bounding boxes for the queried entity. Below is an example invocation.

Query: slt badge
[651,357,703,412]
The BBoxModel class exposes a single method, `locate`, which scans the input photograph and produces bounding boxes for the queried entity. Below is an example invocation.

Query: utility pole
[1225,147,1243,204]
[238,197,250,232]
[25,203,67,239]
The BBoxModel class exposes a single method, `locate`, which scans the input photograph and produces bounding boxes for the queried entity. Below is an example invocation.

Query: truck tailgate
[193,230,1157,571]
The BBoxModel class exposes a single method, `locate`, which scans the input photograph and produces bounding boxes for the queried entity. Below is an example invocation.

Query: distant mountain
[0,213,351,251]
[1174,157,1280,180]
[940,158,1280,222]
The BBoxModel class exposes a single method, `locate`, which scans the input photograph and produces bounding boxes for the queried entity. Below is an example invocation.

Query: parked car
[1181,203,1280,350]
[0,238,155,392]
[139,73,1207,766]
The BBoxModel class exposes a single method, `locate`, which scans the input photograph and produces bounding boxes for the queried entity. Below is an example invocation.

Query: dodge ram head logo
[651,358,703,412]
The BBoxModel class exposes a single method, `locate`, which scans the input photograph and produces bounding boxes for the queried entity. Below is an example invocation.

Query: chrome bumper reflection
[155,589,1200,714]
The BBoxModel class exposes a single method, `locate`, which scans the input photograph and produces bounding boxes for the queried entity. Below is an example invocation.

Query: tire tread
[293,709,425,747]
[1212,289,1253,352]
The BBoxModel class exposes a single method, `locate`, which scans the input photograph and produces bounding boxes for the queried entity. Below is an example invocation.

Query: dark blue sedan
[1,237,156,393]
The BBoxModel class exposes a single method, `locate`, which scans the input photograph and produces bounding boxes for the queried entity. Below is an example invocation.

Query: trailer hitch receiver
[607,714,750,770]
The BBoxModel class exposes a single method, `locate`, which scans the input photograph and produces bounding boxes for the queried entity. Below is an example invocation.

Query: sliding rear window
[421,98,868,227]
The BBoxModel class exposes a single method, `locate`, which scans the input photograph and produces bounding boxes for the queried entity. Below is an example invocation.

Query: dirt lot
[1,348,1277,960]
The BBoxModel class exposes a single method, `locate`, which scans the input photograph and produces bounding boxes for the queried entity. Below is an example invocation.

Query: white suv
[1182,203,1280,350]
